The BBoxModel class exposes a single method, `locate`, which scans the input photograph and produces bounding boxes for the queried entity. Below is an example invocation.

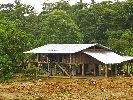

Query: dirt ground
[0,77,133,100]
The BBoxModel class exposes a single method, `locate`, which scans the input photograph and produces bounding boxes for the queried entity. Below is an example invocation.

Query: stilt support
[94,64,96,76]
[48,62,50,76]
[50,65,52,76]
[115,65,117,76]
[82,64,85,76]
[105,64,108,77]
[127,63,130,76]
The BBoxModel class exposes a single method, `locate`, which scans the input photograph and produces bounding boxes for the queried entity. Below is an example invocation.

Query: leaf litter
[0,77,133,100]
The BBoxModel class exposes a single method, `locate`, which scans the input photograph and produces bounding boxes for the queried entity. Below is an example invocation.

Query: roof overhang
[84,51,133,64]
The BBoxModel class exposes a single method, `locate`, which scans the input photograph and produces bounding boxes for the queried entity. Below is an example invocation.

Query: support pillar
[69,54,72,77]
[98,65,101,76]
[50,64,52,76]
[82,64,85,76]
[131,64,133,74]
[105,64,108,77]
[48,63,50,76]
[115,65,117,76]
[54,65,57,75]
[36,54,39,79]
[47,57,50,77]
[94,64,96,76]
[127,63,130,76]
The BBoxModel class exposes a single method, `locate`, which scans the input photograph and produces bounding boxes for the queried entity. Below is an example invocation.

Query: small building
[24,43,133,77]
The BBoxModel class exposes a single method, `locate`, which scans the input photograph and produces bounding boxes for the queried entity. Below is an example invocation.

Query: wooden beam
[55,63,70,77]
[82,64,85,76]
[105,64,108,77]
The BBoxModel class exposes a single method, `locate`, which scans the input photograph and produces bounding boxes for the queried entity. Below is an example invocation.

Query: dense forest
[0,0,133,81]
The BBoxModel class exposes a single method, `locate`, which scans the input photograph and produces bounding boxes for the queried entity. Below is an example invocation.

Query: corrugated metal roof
[84,51,133,64]
[24,44,98,53]
[123,56,133,61]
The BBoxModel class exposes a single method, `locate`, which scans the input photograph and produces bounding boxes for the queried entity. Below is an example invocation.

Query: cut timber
[55,63,70,77]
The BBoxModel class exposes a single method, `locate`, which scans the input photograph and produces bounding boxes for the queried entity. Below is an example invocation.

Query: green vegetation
[0,0,133,81]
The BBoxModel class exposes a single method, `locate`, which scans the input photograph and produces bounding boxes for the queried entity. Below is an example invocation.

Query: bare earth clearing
[0,77,133,100]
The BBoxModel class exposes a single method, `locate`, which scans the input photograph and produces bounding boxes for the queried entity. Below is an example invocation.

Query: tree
[0,18,34,66]
[107,30,133,55]
[40,9,83,44]
[42,0,72,14]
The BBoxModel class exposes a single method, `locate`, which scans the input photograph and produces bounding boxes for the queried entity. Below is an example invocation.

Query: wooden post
[54,64,57,75]
[47,56,50,77]
[115,65,117,76]
[105,64,108,77]
[94,64,96,76]
[127,63,130,76]
[82,64,85,76]
[36,54,39,79]
[131,63,133,74]
[50,64,52,76]
[69,54,72,77]
[98,65,101,76]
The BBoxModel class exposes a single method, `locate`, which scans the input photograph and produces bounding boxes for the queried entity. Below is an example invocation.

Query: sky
[0,0,124,13]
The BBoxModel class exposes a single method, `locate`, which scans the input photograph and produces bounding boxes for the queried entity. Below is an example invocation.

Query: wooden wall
[38,52,102,65]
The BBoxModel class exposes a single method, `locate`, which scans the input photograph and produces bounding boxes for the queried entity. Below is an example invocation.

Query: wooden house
[24,44,133,77]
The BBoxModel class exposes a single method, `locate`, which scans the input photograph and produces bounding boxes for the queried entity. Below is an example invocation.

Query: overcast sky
[0,0,124,13]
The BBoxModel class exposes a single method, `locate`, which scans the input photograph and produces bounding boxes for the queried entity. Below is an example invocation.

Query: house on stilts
[24,43,133,77]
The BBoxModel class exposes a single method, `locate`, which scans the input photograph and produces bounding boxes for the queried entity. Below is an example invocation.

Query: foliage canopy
[0,0,133,81]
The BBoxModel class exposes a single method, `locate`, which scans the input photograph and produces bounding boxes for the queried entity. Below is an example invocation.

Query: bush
[0,55,14,82]
[24,65,37,76]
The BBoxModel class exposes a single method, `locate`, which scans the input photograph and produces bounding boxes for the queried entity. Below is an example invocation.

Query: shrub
[24,65,37,76]
[0,55,13,82]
